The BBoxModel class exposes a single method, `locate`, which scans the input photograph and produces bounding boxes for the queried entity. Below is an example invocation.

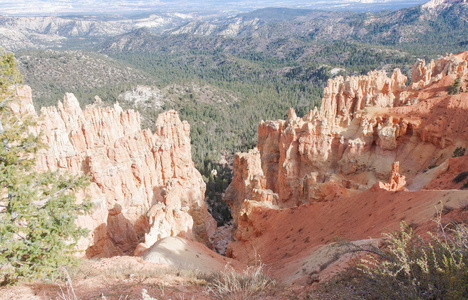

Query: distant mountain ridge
[0,13,195,51]
[166,0,468,43]
[167,8,353,38]
[0,0,467,53]
[237,7,316,22]
[99,0,468,57]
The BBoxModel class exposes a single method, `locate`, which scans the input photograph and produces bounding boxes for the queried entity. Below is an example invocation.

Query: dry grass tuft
[205,263,275,300]
[56,269,78,300]
[68,258,211,284]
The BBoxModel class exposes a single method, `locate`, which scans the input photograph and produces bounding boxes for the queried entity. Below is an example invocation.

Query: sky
[0,0,430,16]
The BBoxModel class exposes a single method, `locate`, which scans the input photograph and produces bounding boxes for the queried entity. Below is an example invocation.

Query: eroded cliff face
[227,51,468,210]
[16,88,216,257]
[224,51,468,282]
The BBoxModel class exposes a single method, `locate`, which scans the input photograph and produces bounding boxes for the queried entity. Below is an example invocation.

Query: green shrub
[453,147,466,158]
[453,171,468,183]
[322,221,468,299]
[0,49,91,285]
[448,75,463,95]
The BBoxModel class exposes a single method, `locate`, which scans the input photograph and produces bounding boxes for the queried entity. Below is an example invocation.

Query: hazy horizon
[0,0,429,16]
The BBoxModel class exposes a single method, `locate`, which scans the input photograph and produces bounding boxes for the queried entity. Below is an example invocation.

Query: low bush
[453,147,466,158]
[453,171,468,183]
[320,220,468,299]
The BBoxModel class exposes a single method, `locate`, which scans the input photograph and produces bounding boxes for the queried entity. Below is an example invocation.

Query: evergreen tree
[448,74,462,95]
[0,49,91,285]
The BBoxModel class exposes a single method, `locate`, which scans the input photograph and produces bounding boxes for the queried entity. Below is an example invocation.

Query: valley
[1,0,468,298]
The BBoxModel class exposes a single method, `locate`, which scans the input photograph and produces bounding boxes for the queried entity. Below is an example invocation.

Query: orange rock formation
[372,161,407,191]
[224,51,468,283]
[15,88,216,257]
[12,50,468,283]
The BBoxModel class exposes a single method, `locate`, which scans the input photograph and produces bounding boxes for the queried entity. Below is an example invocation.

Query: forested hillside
[163,3,468,55]
[98,30,415,168]
[347,3,468,53]
[17,50,153,109]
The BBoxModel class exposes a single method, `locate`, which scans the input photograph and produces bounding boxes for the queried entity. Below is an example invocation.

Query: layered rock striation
[226,51,468,210]
[16,87,216,257]
[224,51,468,276]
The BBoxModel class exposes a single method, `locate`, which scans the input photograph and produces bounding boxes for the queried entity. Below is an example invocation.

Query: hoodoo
[14,87,216,257]
[224,51,468,283]
[9,50,468,285]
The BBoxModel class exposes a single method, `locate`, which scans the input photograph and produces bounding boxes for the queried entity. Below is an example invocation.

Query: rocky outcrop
[226,51,468,212]
[372,161,407,191]
[321,69,408,122]
[411,52,468,90]
[225,51,468,272]
[224,148,275,222]
[17,87,216,257]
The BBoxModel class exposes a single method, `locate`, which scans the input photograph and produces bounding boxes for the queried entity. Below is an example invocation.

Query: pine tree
[448,74,462,95]
[0,49,91,285]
